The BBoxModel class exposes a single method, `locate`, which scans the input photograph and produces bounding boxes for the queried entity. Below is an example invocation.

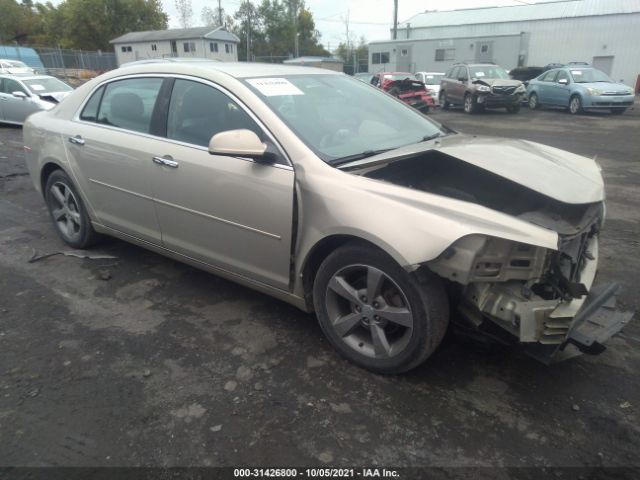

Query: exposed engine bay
[354,149,631,362]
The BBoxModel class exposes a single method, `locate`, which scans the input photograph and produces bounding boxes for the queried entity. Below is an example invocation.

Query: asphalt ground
[0,104,639,474]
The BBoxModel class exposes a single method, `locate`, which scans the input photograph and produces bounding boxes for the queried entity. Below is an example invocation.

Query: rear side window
[166,79,262,148]
[80,86,105,122]
[97,78,163,134]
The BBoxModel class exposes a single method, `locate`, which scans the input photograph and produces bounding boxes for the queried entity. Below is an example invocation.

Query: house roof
[110,26,239,44]
[399,0,640,29]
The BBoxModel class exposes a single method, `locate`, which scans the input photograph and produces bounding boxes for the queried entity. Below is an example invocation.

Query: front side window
[540,70,558,82]
[2,78,27,95]
[556,70,569,83]
[96,77,163,134]
[166,79,262,148]
[244,74,445,163]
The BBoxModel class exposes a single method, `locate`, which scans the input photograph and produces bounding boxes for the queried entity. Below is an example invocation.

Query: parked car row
[357,61,635,117]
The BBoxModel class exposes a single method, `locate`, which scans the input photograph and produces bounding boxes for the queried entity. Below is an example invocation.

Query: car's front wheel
[464,93,479,114]
[44,169,99,249]
[569,95,584,114]
[313,243,449,374]
[528,92,539,110]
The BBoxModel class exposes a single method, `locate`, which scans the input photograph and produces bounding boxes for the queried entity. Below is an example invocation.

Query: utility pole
[245,0,251,61]
[218,0,223,26]
[289,0,299,58]
[393,0,398,40]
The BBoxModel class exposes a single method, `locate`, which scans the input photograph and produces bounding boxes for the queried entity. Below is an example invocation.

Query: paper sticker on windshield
[571,70,583,75]
[30,84,45,91]
[246,78,304,96]
[474,72,485,77]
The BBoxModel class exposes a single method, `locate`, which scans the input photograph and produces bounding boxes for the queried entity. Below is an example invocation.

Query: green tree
[60,0,168,51]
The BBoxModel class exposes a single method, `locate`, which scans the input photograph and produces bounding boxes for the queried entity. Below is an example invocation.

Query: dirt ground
[0,105,639,471]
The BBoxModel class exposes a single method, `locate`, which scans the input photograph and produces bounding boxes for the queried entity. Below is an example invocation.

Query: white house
[110,26,240,66]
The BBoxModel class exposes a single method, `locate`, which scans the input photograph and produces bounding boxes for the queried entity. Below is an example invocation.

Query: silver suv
[439,63,525,113]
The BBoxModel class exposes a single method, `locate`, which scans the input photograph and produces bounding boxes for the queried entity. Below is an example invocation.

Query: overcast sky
[163,0,558,49]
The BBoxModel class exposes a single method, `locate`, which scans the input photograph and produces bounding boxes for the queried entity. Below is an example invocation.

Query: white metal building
[369,0,640,86]
[110,27,240,66]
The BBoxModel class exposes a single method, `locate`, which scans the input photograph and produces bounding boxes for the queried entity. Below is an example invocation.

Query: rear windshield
[421,74,444,84]
[23,78,72,94]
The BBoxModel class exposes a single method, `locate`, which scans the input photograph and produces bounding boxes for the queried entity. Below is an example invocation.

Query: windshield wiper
[329,148,393,166]
[420,132,443,142]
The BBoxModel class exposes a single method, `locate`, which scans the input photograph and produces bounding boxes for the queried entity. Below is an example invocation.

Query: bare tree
[175,0,193,28]
[202,4,225,27]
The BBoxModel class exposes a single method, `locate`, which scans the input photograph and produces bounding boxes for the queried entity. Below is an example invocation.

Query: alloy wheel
[324,264,414,359]
[529,93,538,109]
[49,181,82,242]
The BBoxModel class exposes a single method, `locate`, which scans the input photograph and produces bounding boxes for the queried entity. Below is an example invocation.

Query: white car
[414,71,445,96]
[0,59,36,74]
[0,74,73,125]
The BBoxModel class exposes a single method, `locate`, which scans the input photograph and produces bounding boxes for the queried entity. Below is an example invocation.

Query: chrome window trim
[72,73,294,170]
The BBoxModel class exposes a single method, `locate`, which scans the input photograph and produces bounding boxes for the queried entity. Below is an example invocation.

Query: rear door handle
[152,156,179,168]
[68,135,85,146]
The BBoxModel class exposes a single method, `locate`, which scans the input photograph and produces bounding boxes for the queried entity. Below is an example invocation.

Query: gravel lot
[0,105,639,471]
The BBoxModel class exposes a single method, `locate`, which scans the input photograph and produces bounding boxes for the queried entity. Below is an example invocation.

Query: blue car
[526,65,635,115]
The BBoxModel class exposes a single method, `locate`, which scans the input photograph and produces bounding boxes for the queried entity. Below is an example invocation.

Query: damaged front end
[356,143,632,363]
[428,223,632,363]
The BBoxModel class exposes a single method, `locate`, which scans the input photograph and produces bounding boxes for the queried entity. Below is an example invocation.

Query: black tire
[463,93,479,114]
[610,108,626,115]
[506,103,521,113]
[439,91,449,110]
[528,92,539,110]
[313,242,449,374]
[569,95,583,115]
[44,169,99,249]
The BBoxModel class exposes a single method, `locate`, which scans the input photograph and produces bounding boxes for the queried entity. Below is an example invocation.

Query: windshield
[468,66,510,80]
[23,78,72,94]
[421,74,444,85]
[243,74,446,163]
[569,68,612,83]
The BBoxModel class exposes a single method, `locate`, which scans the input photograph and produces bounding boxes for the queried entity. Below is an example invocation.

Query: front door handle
[68,135,85,146]
[152,155,179,168]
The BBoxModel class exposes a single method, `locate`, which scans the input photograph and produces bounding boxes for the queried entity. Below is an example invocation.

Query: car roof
[415,71,445,75]
[117,60,338,78]
[0,73,56,81]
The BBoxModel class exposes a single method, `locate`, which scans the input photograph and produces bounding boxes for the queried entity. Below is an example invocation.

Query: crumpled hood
[474,78,522,88]
[344,134,604,205]
[39,91,71,103]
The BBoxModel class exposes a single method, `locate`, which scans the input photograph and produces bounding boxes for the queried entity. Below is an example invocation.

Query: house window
[225,43,233,54]
[481,44,489,53]
[435,48,455,61]
[401,48,408,56]
[372,52,390,64]
[183,42,196,53]
[121,46,132,53]
[210,42,218,53]
[151,44,157,51]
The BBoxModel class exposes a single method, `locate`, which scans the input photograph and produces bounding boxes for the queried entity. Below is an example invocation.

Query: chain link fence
[34,47,116,84]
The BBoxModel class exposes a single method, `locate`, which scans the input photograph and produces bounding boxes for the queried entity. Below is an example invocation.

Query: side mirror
[12,91,27,99]
[209,129,275,163]
[558,78,568,85]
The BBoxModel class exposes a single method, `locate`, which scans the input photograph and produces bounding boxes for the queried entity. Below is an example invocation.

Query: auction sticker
[246,78,304,96]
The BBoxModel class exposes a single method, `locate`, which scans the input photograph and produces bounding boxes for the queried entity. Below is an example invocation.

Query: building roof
[283,56,343,64]
[399,0,640,29]
[110,26,239,44]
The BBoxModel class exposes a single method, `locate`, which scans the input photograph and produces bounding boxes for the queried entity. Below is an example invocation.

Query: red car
[371,72,436,113]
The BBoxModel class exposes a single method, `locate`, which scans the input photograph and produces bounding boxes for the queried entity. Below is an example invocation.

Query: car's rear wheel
[506,104,521,113]
[528,93,539,110]
[610,108,626,115]
[44,169,99,249]
[463,93,479,114]
[439,91,449,110]
[313,243,449,374]
[569,95,583,114]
